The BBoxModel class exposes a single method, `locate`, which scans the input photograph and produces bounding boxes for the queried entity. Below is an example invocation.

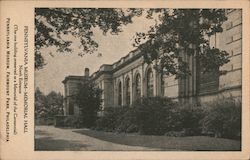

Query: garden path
[35,125,160,151]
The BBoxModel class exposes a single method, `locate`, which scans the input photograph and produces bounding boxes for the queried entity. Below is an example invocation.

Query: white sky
[35,15,155,95]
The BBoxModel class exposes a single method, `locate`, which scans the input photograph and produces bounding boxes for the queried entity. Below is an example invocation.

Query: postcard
[0,0,249,159]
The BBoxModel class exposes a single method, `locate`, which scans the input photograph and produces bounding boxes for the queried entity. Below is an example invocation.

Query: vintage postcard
[0,0,249,160]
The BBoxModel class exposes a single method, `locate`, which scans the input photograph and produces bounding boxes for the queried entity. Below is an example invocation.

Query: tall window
[125,77,131,105]
[68,101,74,115]
[147,68,154,97]
[198,67,219,95]
[118,81,122,106]
[135,74,141,100]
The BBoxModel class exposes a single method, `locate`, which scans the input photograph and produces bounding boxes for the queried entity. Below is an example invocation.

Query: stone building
[62,68,90,115]
[62,9,242,116]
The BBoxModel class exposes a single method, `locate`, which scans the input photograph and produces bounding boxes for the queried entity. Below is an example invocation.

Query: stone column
[130,70,134,105]
[153,62,157,97]
[113,78,117,106]
[189,54,195,97]
[187,46,198,103]
[139,66,143,97]
[141,63,145,97]
[122,74,125,106]
[157,72,162,97]
[65,83,69,115]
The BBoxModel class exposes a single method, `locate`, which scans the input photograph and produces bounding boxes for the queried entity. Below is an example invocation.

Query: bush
[133,97,179,135]
[95,106,139,133]
[177,103,205,136]
[95,97,204,136]
[95,107,127,132]
[201,97,241,139]
[94,96,241,139]
[36,117,54,125]
[116,108,138,133]
[54,115,83,128]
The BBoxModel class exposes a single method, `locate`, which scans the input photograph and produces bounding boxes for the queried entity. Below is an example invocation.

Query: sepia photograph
[34,8,242,151]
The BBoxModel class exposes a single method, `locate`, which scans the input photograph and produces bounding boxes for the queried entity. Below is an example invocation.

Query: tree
[35,8,143,69]
[35,8,230,80]
[76,81,103,128]
[133,9,230,78]
[46,91,64,117]
[35,87,47,118]
[35,88,64,119]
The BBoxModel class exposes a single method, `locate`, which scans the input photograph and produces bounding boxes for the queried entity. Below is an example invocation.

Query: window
[68,101,74,115]
[147,68,154,97]
[118,81,122,106]
[198,66,219,95]
[125,77,131,105]
[135,74,141,100]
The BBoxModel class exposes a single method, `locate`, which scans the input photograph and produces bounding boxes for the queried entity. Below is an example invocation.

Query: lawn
[74,129,241,151]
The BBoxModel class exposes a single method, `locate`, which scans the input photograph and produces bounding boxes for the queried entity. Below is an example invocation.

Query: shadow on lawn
[73,129,241,151]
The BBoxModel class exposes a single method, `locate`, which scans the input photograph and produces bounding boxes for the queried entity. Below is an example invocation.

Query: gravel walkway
[35,125,159,151]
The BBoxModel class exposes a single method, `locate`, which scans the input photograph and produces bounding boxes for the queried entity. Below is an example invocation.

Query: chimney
[84,68,89,77]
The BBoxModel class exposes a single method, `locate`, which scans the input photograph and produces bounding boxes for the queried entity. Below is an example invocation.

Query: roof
[62,47,143,83]
[62,76,86,84]
[90,48,143,80]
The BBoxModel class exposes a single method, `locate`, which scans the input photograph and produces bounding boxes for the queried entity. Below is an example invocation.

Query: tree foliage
[76,81,103,127]
[133,9,230,78]
[35,87,47,118]
[35,8,142,69]
[35,8,230,77]
[35,87,64,118]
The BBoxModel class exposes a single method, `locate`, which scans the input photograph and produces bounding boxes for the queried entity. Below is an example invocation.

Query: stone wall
[199,9,242,103]
[219,9,242,94]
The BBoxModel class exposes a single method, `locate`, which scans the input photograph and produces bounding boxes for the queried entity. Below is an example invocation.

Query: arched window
[118,81,122,106]
[125,77,131,105]
[147,68,154,97]
[135,74,141,100]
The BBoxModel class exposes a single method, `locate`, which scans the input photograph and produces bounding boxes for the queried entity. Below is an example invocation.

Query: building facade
[62,9,242,116]
[62,68,90,115]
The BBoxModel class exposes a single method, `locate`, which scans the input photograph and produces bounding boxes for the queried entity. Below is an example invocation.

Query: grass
[74,129,241,151]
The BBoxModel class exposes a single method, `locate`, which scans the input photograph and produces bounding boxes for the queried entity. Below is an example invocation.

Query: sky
[35,14,155,95]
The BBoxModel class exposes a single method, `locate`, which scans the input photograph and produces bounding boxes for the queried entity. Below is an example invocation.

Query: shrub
[201,97,241,139]
[177,103,205,136]
[95,107,127,132]
[133,97,204,136]
[116,108,138,133]
[54,115,83,128]
[95,106,139,133]
[94,96,241,139]
[133,97,179,135]
[64,116,83,128]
